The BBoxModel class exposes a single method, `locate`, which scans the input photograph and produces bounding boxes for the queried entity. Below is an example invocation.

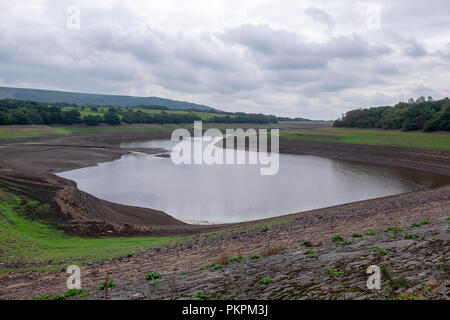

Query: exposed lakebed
[58,137,450,223]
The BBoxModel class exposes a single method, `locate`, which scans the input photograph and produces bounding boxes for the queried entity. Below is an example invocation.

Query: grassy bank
[0,189,179,273]
[280,127,450,152]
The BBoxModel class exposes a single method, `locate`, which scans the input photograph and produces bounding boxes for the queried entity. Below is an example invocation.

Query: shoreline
[0,125,449,233]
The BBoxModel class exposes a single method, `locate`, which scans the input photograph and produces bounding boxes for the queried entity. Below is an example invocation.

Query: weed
[194,290,207,300]
[212,264,223,270]
[395,292,425,300]
[331,235,351,245]
[258,277,273,285]
[363,230,376,236]
[304,249,320,259]
[410,220,430,228]
[325,268,342,277]
[97,280,116,290]
[250,253,262,259]
[404,234,419,239]
[352,233,362,238]
[151,279,160,286]
[145,272,162,281]
[230,255,246,262]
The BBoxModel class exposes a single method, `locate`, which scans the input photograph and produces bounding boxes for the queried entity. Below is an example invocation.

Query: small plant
[446,216,450,221]
[325,268,342,277]
[304,249,320,259]
[352,233,362,238]
[385,226,406,233]
[212,264,223,270]
[194,290,207,300]
[331,235,351,245]
[404,233,419,239]
[363,230,376,236]
[145,271,162,281]
[396,292,426,300]
[63,288,90,298]
[379,248,389,256]
[299,242,305,246]
[180,271,188,275]
[410,220,430,228]
[331,235,344,243]
[250,253,262,259]
[97,280,116,290]
[391,277,411,290]
[380,262,391,279]
[369,245,379,252]
[151,279,160,286]
[32,289,91,300]
[258,277,273,285]
[230,255,246,262]
[437,262,444,269]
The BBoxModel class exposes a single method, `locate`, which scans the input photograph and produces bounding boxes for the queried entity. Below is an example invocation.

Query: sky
[0,1,449,119]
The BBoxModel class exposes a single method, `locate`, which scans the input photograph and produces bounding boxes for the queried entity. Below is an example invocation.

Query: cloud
[0,0,449,120]
[305,6,334,33]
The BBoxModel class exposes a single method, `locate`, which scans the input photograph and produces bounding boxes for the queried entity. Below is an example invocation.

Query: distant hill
[0,87,219,111]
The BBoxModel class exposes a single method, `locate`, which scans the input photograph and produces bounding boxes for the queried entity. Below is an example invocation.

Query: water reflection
[57,139,450,223]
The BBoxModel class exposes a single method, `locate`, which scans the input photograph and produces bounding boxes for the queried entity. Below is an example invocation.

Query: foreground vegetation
[0,188,179,272]
[334,96,450,132]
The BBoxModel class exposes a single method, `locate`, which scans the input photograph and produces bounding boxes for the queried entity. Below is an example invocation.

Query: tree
[104,112,121,125]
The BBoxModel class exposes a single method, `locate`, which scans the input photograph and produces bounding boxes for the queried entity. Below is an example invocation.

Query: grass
[194,290,207,300]
[279,127,450,152]
[0,189,180,273]
[258,277,273,285]
[230,255,247,263]
[404,233,419,239]
[97,280,116,290]
[304,249,320,259]
[145,272,162,281]
[331,235,351,245]
[32,288,91,300]
[325,268,342,277]
[410,220,430,228]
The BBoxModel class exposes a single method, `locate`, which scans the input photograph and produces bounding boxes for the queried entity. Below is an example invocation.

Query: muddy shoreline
[0,125,449,237]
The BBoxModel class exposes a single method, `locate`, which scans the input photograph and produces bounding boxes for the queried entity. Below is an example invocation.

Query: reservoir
[57,137,450,223]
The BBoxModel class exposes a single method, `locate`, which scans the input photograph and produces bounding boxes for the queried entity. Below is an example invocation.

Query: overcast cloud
[0,0,449,119]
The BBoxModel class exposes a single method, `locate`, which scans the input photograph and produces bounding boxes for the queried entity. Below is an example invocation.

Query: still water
[58,138,449,223]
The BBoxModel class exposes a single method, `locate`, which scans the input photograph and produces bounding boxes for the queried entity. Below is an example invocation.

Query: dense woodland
[0,99,278,125]
[334,97,450,132]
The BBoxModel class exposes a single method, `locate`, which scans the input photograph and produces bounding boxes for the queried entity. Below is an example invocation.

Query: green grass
[280,127,450,152]
[0,189,179,273]
[258,277,273,285]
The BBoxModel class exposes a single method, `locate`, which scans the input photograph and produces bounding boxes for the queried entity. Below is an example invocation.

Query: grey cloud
[305,7,334,32]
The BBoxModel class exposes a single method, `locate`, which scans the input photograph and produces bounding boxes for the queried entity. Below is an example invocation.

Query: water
[57,138,450,223]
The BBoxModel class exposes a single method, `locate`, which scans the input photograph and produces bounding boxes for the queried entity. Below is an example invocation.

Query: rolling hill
[0,87,218,111]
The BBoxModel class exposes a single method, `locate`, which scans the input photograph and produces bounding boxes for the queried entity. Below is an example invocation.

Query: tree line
[0,99,278,126]
[333,97,450,132]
